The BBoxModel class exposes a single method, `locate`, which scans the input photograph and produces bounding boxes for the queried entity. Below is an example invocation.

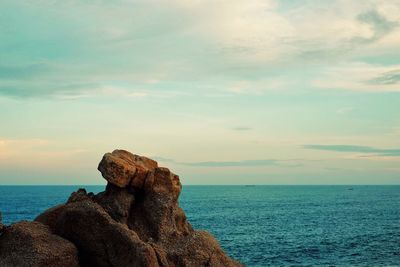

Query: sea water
[0,185,399,266]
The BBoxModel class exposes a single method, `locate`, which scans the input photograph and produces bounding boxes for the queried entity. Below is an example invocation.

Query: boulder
[35,204,66,233]
[0,221,79,267]
[98,149,158,188]
[54,198,159,267]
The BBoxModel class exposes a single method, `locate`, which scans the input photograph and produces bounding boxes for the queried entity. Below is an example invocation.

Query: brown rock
[98,149,158,188]
[94,183,136,224]
[54,198,159,267]
[67,188,96,203]
[35,149,242,267]
[0,221,79,267]
[126,169,189,242]
[35,204,66,233]
[0,211,4,233]
[164,230,241,267]
[151,167,182,200]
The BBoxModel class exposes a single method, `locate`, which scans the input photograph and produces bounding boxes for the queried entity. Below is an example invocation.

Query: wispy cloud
[153,156,302,168]
[182,159,278,167]
[232,126,252,131]
[367,69,400,85]
[314,63,400,92]
[0,63,50,79]
[303,144,400,156]
[0,137,90,171]
[336,107,354,114]
[355,10,398,43]
[2,1,400,98]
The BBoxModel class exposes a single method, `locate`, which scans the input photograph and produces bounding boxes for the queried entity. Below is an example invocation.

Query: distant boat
[348,188,354,191]
[245,185,256,187]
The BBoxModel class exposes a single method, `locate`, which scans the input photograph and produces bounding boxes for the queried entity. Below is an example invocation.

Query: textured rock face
[54,197,158,267]
[7,149,241,267]
[98,150,158,188]
[0,211,3,232]
[0,221,79,267]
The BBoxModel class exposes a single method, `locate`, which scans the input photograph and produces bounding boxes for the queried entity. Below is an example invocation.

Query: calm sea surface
[0,185,399,266]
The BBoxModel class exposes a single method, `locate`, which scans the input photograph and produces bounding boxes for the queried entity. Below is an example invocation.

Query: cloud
[226,78,291,94]
[182,159,278,167]
[336,107,354,114]
[232,127,252,131]
[303,144,400,156]
[1,0,400,98]
[367,69,400,85]
[153,156,302,167]
[314,63,400,92]
[355,9,398,43]
[0,63,49,79]
[0,137,91,172]
[152,156,176,164]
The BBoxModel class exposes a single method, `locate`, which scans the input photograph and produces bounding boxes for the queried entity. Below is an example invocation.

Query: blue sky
[0,0,399,185]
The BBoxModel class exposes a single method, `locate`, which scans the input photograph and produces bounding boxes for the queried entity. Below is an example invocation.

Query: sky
[0,0,400,185]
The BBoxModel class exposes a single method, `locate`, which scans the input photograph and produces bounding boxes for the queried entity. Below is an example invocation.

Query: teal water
[0,185,399,266]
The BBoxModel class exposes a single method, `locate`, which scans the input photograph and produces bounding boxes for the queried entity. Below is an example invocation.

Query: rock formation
[0,211,4,233]
[0,221,79,267]
[0,150,241,267]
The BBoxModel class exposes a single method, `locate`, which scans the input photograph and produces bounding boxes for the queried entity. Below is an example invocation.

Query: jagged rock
[35,204,66,233]
[55,198,159,267]
[94,183,135,224]
[34,149,242,267]
[68,188,92,202]
[0,221,79,267]
[35,189,93,233]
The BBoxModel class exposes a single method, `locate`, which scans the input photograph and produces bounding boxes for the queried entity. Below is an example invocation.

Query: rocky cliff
[0,150,242,267]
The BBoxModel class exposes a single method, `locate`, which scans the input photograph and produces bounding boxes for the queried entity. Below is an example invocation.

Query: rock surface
[98,150,158,188]
[0,211,4,233]
[2,149,242,267]
[0,221,79,267]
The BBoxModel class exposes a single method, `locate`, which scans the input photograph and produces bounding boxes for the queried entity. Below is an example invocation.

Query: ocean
[0,185,399,266]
